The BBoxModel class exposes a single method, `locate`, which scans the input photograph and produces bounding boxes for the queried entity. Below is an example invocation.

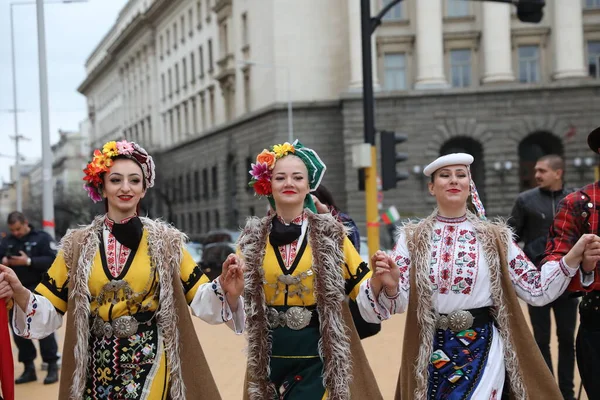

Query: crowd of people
[0,127,599,399]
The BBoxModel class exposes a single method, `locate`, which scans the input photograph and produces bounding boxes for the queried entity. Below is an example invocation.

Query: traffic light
[516,0,545,23]
[380,131,409,191]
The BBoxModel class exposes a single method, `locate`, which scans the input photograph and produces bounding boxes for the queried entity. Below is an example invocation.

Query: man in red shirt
[541,126,600,399]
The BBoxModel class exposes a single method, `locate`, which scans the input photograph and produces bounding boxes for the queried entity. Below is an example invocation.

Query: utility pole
[35,0,55,238]
[10,4,22,212]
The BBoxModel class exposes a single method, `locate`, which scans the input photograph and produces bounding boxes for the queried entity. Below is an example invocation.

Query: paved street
[14,301,587,399]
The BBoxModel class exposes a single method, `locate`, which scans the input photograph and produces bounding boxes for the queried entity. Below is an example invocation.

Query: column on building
[414,0,448,89]
[346,0,379,91]
[553,0,586,79]
[481,2,514,83]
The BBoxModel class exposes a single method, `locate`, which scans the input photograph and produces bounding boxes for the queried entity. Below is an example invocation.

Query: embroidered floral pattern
[104,216,133,277]
[22,295,38,339]
[393,246,411,291]
[277,213,305,269]
[429,222,479,295]
[85,324,160,400]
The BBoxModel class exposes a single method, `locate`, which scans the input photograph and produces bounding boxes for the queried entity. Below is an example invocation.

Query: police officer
[0,211,59,385]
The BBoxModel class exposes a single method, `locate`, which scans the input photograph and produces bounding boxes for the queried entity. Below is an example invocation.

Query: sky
[0,0,128,184]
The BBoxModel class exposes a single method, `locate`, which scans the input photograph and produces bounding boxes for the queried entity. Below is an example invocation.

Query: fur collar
[60,215,188,400]
[403,209,526,400]
[239,210,352,400]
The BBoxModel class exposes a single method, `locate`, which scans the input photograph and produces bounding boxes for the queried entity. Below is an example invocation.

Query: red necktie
[0,299,14,400]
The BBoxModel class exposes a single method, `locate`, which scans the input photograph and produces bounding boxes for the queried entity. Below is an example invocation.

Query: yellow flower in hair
[92,150,113,170]
[272,142,295,158]
[102,141,118,157]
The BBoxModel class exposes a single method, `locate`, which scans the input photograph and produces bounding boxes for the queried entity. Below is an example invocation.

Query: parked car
[185,241,203,264]
[199,242,236,281]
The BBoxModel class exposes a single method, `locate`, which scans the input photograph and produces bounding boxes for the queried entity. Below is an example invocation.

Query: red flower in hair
[253,178,272,196]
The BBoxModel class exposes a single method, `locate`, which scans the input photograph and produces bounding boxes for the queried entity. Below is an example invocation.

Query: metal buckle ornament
[436,310,474,332]
[267,307,312,330]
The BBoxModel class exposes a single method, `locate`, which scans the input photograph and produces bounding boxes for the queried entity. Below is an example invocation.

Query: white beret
[423,153,474,177]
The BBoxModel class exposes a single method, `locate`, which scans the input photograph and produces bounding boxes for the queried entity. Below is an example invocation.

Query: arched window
[518,132,563,191]
[440,137,486,204]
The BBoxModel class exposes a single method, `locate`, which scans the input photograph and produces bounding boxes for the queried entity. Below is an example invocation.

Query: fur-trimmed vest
[396,211,562,400]
[56,216,221,400]
[238,211,383,400]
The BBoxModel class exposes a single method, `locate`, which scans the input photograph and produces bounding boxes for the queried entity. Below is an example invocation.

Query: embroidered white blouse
[357,214,577,399]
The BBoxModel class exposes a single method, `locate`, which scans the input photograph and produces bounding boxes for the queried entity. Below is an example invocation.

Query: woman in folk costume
[361,153,593,400]
[238,140,383,400]
[0,140,245,400]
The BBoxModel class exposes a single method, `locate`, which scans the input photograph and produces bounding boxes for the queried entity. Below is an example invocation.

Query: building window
[168,68,173,96]
[211,165,218,197]
[161,73,166,100]
[205,210,210,231]
[197,1,202,28]
[209,89,215,126]
[181,15,185,43]
[183,58,188,87]
[175,63,180,92]
[383,53,406,91]
[241,13,248,47]
[244,70,251,113]
[176,106,182,139]
[169,111,174,142]
[208,39,214,72]
[196,212,201,233]
[188,8,193,36]
[518,45,540,83]
[186,172,192,202]
[199,46,205,77]
[194,170,200,200]
[447,0,469,17]
[220,22,229,56]
[585,0,600,9]
[191,99,197,133]
[190,54,196,83]
[382,0,402,21]
[246,156,253,192]
[166,29,171,54]
[178,175,184,204]
[173,22,178,49]
[183,102,189,134]
[588,41,600,78]
[450,49,472,87]
[214,210,220,228]
[200,93,207,130]
[202,168,209,199]
[159,35,164,59]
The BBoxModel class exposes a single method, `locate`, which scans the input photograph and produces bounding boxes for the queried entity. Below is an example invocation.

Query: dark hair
[537,154,565,173]
[312,185,338,211]
[100,155,147,190]
[7,211,27,225]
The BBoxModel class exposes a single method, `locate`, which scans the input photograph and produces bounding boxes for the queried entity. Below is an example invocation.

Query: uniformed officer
[0,211,59,384]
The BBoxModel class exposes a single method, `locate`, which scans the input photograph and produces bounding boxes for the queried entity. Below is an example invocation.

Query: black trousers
[528,293,578,400]
[9,309,59,365]
[576,324,600,400]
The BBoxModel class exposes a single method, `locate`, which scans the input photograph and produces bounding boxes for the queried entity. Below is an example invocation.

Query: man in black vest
[509,154,577,400]
[0,211,59,385]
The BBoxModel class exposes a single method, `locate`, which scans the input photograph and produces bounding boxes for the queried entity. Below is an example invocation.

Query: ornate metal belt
[267,307,313,330]
[436,309,475,333]
[92,315,140,338]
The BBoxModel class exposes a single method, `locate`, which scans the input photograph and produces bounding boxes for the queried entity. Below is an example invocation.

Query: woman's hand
[371,250,400,296]
[563,234,600,272]
[311,195,330,214]
[0,264,30,312]
[219,254,245,311]
[581,235,600,273]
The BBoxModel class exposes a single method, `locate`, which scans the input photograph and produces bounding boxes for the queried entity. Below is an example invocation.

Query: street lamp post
[9,0,87,237]
[238,60,293,143]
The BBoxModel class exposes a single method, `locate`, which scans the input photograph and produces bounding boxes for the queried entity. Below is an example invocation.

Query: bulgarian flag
[0,299,14,400]
[380,206,400,225]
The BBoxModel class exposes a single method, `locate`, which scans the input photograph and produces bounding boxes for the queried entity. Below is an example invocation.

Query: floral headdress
[83,140,155,202]
[248,140,326,212]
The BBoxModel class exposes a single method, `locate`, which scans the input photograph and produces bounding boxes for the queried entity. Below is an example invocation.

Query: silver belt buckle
[92,315,139,338]
[267,307,312,330]
[436,310,474,333]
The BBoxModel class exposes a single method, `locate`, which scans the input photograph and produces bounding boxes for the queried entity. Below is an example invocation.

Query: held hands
[581,234,600,273]
[370,250,400,296]
[219,254,245,301]
[0,264,26,300]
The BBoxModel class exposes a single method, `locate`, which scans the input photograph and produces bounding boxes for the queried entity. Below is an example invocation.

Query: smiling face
[102,158,146,220]
[271,155,310,210]
[428,165,470,213]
